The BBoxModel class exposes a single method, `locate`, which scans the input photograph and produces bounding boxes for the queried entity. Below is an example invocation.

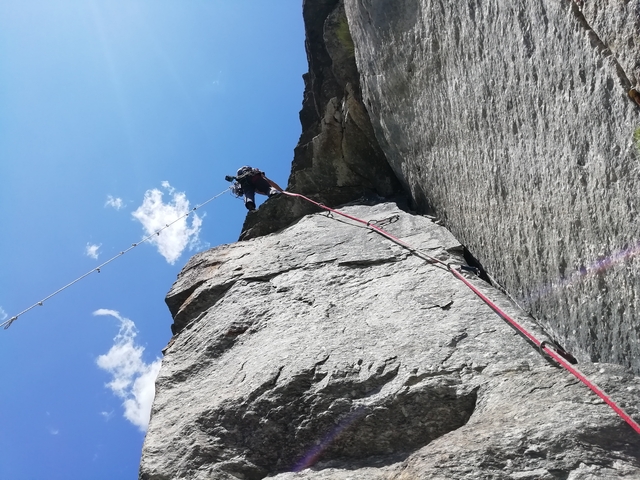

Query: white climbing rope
[1,186,231,330]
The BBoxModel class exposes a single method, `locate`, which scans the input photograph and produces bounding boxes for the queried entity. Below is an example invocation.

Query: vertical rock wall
[344,0,640,372]
[239,0,403,240]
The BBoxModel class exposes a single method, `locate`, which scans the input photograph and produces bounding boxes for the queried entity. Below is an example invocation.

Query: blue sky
[0,1,306,478]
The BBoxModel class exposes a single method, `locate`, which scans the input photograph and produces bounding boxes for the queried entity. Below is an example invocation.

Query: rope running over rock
[282,190,640,436]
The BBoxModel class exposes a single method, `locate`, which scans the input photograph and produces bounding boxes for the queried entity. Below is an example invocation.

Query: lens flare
[523,241,640,305]
[293,407,365,472]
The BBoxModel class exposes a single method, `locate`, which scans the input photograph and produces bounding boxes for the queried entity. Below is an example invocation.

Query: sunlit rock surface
[140,203,640,479]
[140,1,640,478]
[344,0,640,372]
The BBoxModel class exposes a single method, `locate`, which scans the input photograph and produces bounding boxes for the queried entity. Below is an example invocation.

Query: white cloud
[160,180,174,193]
[105,195,124,210]
[131,182,203,265]
[94,309,161,432]
[100,410,114,421]
[0,306,6,322]
[85,243,101,260]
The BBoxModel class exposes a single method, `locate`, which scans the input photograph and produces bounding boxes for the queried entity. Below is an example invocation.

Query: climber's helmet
[237,166,253,177]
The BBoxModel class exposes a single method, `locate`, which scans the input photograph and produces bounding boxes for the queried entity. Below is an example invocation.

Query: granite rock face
[240,0,403,241]
[139,1,640,478]
[344,0,640,372]
[140,203,640,480]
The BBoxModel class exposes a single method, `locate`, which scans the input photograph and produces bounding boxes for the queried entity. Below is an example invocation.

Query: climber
[225,166,283,211]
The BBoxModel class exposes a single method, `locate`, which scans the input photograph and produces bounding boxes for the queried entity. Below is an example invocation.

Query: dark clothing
[239,172,273,210]
[226,166,282,211]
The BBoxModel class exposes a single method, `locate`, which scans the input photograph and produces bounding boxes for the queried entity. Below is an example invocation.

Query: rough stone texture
[140,2,640,477]
[577,0,640,89]
[141,203,640,480]
[239,0,403,241]
[344,0,640,372]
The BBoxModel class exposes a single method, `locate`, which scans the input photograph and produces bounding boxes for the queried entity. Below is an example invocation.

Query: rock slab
[140,203,640,480]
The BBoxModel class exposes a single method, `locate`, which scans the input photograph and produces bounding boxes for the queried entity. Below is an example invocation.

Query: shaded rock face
[343,0,640,372]
[239,0,403,241]
[140,203,640,479]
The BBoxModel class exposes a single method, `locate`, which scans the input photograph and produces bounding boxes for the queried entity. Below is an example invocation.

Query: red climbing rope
[282,191,640,435]
[448,266,640,434]
[282,192,445,266]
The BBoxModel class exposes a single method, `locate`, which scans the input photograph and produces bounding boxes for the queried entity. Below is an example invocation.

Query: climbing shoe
[245,200,256,211]
[268,188,281,197]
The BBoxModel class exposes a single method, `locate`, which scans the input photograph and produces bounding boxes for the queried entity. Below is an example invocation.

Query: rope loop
[459,265,481,276]
[541,340,578,365]
[367,215,400,227]
[539,341,557,363]
[448,263,481,276]
[2,316,17,330]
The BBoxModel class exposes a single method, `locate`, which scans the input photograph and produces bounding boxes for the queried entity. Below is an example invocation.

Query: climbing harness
[281,191,640,435]
[230,182,244,198]
[1,187,231,330]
